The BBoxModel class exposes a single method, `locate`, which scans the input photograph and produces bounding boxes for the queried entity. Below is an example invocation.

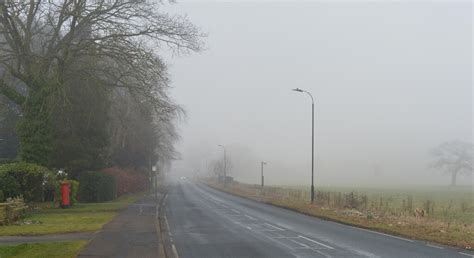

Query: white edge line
[426,244,444,249]
[298,235,334,250]
[231,209,241,214]
[355,227,414,242]
[246,226,252,230]
[263,223,284,231]
[459,252,474,257]
[171,244,179,258]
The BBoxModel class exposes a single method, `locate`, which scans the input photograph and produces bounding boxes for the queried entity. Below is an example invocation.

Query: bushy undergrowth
[0,163,55,202]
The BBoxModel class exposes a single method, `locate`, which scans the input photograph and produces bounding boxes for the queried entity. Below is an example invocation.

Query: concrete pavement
[78,195,161,258]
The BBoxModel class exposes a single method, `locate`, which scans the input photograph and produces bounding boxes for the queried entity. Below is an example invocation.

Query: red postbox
[60,181,70,208]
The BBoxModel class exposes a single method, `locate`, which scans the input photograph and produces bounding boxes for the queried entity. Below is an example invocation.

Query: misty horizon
[165,1,472,187]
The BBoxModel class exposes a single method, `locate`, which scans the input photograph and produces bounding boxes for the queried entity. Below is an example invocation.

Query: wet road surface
[165,181,473,258]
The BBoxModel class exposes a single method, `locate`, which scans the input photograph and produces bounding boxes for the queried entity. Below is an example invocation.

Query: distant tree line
[0,1,203,176]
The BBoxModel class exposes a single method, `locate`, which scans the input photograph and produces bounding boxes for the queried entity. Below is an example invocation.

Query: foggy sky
[164,1,472,186]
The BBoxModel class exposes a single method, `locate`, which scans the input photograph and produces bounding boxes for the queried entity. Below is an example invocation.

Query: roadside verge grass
[0,240,87,258]
[0,192,144,236]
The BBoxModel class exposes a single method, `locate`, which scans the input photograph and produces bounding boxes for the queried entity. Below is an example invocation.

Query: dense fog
[166,1,472,187]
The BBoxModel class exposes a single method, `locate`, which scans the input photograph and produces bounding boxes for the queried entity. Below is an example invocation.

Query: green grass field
[0,240,87,258]
[281,185,473,224]
[0,193,143,236]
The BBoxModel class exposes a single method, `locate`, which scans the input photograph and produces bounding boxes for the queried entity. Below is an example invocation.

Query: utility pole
[218,145,226,187]
[261,161,267,187]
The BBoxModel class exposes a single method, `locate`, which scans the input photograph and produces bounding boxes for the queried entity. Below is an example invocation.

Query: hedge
[0,163,55,202]
[101,167,148,196]
[77,171,116,202]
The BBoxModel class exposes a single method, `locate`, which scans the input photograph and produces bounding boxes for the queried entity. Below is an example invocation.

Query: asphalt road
[165,180,473,258]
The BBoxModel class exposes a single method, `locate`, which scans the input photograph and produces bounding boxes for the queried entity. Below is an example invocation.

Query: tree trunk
[450,171,458,186]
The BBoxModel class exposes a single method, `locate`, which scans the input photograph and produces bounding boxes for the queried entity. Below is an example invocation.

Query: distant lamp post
[261,161,267,187]
[217,145,227,186]
[292,88,315,204]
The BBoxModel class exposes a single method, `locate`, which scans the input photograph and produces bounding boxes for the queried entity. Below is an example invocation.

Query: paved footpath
[78,195,161,258]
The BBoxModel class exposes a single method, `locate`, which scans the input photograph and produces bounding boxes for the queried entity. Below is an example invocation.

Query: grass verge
[205,181,473,250]
[0,240,87,258]
[0,192,144,236]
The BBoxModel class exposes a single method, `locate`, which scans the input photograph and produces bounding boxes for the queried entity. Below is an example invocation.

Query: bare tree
[0,0,202,107]
[0,0,203,164]
[430,140,473,186]
[209,158,233,177]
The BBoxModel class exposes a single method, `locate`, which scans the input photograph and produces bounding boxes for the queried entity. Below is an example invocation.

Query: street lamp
[261,161,267,187]
[292,88,315,204]
[217,145,227,187]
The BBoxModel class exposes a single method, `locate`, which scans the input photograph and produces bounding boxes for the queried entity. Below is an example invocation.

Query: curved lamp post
[292,88,315,204]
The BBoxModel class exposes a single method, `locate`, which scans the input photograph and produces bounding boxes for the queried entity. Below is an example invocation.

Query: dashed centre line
[244,215,257,220]
[263,223,284,231]
[290,239,309,248]
[298,235,334,250]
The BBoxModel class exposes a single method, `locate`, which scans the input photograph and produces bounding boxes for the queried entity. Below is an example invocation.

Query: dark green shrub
[70,180,79,205]
[0,159,17,165]
[0,163,54,202]
[78,171,116,202]
[0,173,20,199]
[0,190,4,202]
[43,172,56,202]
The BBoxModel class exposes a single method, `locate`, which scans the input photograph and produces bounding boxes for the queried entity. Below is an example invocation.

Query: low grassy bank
[205,180,473,250]
[0,192,143,236]
[0,240,87,258]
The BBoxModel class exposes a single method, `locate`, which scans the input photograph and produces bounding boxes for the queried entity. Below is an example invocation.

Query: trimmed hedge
[101,167,148,196]
[0,163,55,202]
[77,171,116,202]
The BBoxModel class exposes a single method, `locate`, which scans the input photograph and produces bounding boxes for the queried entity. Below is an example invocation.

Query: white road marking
[164,216,173,237]
[246,226,252,230]
[459,252,474,257]
[355,227,414,242]
[171,244,179,258]
[290,239,309,248]
[231,209,241,214]
[263,223,284,231]
[244,215,257,220]
[426,244,443,249]
[298,235,334,250]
